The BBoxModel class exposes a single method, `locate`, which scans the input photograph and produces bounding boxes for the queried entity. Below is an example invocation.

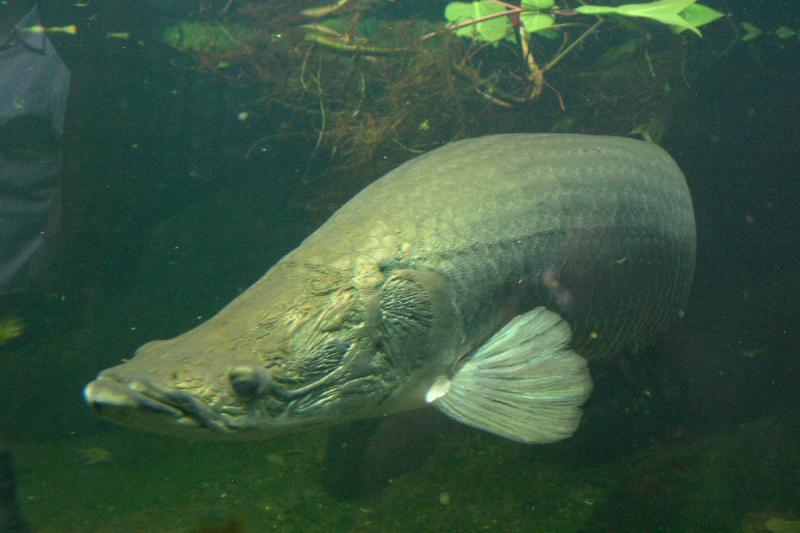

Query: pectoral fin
[425,307,592,444]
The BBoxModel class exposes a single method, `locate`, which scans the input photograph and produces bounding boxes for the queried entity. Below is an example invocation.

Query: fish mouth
[83,374,231,435]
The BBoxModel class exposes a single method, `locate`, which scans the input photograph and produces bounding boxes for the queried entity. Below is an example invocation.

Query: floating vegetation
[163,22,254,54]
[155,0,719,202]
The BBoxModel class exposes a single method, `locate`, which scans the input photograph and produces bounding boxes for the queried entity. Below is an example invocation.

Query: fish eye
[228,365,271,398]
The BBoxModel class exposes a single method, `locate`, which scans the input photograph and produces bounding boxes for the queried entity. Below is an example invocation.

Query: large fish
[84,134,695,444]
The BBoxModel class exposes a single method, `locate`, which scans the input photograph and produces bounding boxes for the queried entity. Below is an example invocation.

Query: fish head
[84,259,458,439]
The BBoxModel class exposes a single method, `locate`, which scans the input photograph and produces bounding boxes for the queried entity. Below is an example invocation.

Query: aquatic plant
[439,0,723,102]
[443,0,724,42]
[740,22,800,42]
[154,0,732,208]
[163,22,252,54]
[573,0,723,36]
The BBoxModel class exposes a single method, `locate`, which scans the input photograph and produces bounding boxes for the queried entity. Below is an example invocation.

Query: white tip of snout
[83,380,136,408]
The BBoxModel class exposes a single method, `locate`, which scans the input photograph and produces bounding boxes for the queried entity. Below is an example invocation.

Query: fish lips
[83,373,230,436]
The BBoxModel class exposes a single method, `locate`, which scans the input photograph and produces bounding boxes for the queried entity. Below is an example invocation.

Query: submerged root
[164,2,694,209]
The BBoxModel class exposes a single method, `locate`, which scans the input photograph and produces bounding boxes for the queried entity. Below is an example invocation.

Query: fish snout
[82,373,201,433]
[82,366,230,435]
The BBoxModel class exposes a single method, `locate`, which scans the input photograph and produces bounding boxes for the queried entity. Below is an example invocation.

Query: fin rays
[426,307,593,444]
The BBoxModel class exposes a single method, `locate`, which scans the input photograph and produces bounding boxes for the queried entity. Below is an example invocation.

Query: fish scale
[319,134,694,359]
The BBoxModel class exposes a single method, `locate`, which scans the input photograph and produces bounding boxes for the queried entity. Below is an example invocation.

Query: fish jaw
[82,367,340,440]
[83,371,231,437]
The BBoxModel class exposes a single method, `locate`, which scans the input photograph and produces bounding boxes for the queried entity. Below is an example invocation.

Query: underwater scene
[1,0,798,531]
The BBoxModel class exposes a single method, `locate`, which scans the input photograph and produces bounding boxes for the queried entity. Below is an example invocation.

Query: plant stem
[420,7,523,43]
[544,19,603,72]
[306,32,414,55]
[518,24,544,99]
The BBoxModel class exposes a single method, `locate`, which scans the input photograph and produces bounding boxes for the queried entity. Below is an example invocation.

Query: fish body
[84,134,695,443]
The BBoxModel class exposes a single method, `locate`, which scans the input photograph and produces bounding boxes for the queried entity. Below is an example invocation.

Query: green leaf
[445,1,511,43]
[740,21,762,41]
[520,12,555,34]
[677,4,725,30]
[574,5,623,15]
[577,0,723,37]
[615,0,695,17]
[616,0,698,35]
[776,26,796,39]
[522,0,555,8]
[537,28,560,39]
